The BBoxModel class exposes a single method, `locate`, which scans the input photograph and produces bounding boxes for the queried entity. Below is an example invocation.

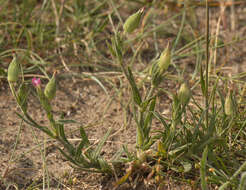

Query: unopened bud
[158,43,171,75]
[225,90,234,116]
[123,8,144,34]
[32,77,41,87]
[8,55,20,82]
[178,83,191,106]
[44,73,56,101]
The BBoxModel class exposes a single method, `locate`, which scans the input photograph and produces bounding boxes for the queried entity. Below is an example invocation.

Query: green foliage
[8,65,113,174]
[4,0,246,189]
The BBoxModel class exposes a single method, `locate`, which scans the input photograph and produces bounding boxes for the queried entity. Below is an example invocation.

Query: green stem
[205,0,209,129]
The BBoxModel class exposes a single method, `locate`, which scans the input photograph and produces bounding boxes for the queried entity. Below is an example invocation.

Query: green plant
[109,5,246,189]
[7,56,112,174]
[109,31,171,154]
[5,1,246,189]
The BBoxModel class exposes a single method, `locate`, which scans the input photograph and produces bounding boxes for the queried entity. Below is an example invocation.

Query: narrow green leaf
[152,111,169,130]
[93,128,112,159]
[113,33,123,60]
[75,141,85,158]
[57,119,78,124]
[143,97,156,134]
[106,40,116,57]
[200,65,206,96]
[127,67,142,106]
[200,146,209,190]
[15,112,54,137]
[57,147,81,166]
[75,126,90,158]
[58,126,75,156]
[122,145,135,161]
[80,126,90,146]
[89,75,108,95]
[141,97,154,112]
[110,148,124,162]
[98,158,112,173]
[238,172,246,190]
[168,143,191,156]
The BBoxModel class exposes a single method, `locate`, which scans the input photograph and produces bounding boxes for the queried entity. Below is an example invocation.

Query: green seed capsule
[8,56,20,82]
[225,90,234,116]
[158,43,171,75]
[178,83,191,106]
[123,8,144,34]
[44,73,56,101]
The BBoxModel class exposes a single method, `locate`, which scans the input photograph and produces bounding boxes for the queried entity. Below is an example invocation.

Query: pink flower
[32,77,41,87]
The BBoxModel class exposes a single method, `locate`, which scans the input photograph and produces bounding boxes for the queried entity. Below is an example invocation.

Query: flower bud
[158,43,171,75]
[8,55,20,82]
[44,73,56,101]
[225,90,234,116]
[32,77,41,87]
[178,83,191,106]
[123,8,144,34]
